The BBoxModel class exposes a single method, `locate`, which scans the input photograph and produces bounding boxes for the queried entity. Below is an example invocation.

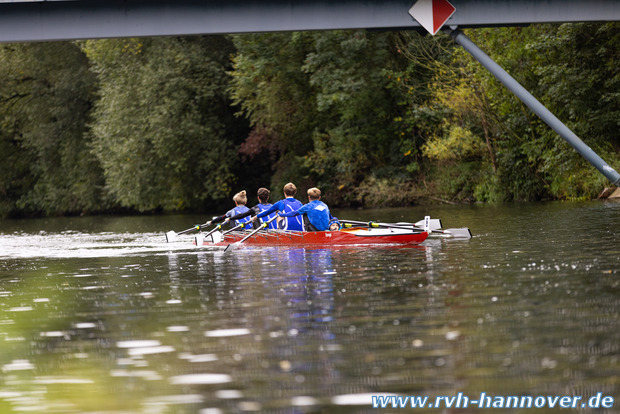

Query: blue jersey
[257,203,278,229]
[226,205,253,230]
[280,199,332,231]
[256,197,304,231]
[279,198,304,231]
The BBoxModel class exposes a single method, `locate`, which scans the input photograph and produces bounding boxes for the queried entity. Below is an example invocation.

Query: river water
[0,201,618,413]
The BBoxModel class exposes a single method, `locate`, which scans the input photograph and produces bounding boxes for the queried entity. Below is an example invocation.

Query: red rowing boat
[196,227,429,247]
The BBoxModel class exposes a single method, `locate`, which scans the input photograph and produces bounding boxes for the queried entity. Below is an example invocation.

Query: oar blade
[194,234,205,247]
[442,228,472,239]
[223,242,240,252]
[412,218,442,231]
[165,231,177,243]
[194,231,222,247]
[210,231,222,244]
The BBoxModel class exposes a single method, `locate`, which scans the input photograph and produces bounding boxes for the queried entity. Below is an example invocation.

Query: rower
[279,187,336,232]
[254,187,278,229]
[254,183,304,231]
[219,187,279,230]
[206,190,253,230]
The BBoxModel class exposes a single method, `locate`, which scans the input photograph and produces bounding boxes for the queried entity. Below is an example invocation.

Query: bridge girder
[1,0,619,43]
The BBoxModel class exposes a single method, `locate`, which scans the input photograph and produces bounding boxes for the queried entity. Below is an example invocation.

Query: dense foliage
[0,23,618,217]
[0,42,101,217]
[83,36,240,212]
[419,24,620,202]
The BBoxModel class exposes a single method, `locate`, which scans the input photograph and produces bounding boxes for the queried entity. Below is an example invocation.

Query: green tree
[0,42,102,217]
[385,31,462,203]
[467,25,573,201]
[303,30,408,205]
[230,30,420,206]
[83,36,238,212]
[408,24,619,202]
[229,32,318,191]
[527,22,620,199]
[460,24,620,201]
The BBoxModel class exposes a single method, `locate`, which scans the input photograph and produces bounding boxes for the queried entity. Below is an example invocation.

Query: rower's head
[283,182,297,197]
[257,187,270,203]
[307,187,321,201]
[233,190,247,206]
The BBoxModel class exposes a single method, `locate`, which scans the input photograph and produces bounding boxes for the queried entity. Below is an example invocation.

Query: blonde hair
[283,182,297,197]
[233,190,247,205]
[307,187,321,200]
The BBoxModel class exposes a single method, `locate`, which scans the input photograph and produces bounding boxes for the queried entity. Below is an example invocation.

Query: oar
[341,221,425,233]
[221,222,245,236]
[195,222,246,247]
[405,218,442,231]
[166,222,208,243]
[409,216,471,239]
[430,227,472,239]
[340,219,472,239]
[340,218,442,231]
[340,220,424,232]
[194,223,224,247]
[224,215,278,252]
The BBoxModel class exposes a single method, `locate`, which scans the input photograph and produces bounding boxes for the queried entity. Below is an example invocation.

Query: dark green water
[0,201,618,413]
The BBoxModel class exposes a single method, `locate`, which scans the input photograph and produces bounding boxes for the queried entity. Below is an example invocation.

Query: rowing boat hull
[198,228,428,247]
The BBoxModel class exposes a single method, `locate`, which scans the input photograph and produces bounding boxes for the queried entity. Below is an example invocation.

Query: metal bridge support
[447,27,620,186]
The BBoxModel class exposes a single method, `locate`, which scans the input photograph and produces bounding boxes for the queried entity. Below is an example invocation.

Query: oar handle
[202,223,223,238]
[176,221,212,236]
[178,225,201,235]
[166,221,209,242]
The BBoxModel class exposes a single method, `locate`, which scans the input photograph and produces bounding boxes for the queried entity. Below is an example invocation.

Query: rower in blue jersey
[279,187,336,231]
[254,187,278,229]
[206,190,253,230]
[207,187,278,230]
[254,182,304,231]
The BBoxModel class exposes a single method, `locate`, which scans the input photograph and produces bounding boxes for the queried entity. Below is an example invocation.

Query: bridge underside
[1,0,619,43]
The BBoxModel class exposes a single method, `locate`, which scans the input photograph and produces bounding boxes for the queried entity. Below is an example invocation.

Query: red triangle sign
[432,0,456,34]
[409,0,456,35]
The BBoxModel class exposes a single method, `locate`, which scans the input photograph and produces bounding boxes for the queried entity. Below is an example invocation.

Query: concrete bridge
[1,0,619,42]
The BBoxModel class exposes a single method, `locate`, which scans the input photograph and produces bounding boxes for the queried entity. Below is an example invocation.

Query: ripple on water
[204,328,251,337]
[0,231,198,259]
[331,393,398,406]
[169,374,232,385]
[116,340,161,348]
[2,360,35,372]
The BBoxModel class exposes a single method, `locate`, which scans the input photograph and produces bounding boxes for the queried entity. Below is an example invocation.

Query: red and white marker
[408,0,456,35]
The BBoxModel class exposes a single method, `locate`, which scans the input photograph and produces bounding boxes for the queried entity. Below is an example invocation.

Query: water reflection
[1,201,619,413]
